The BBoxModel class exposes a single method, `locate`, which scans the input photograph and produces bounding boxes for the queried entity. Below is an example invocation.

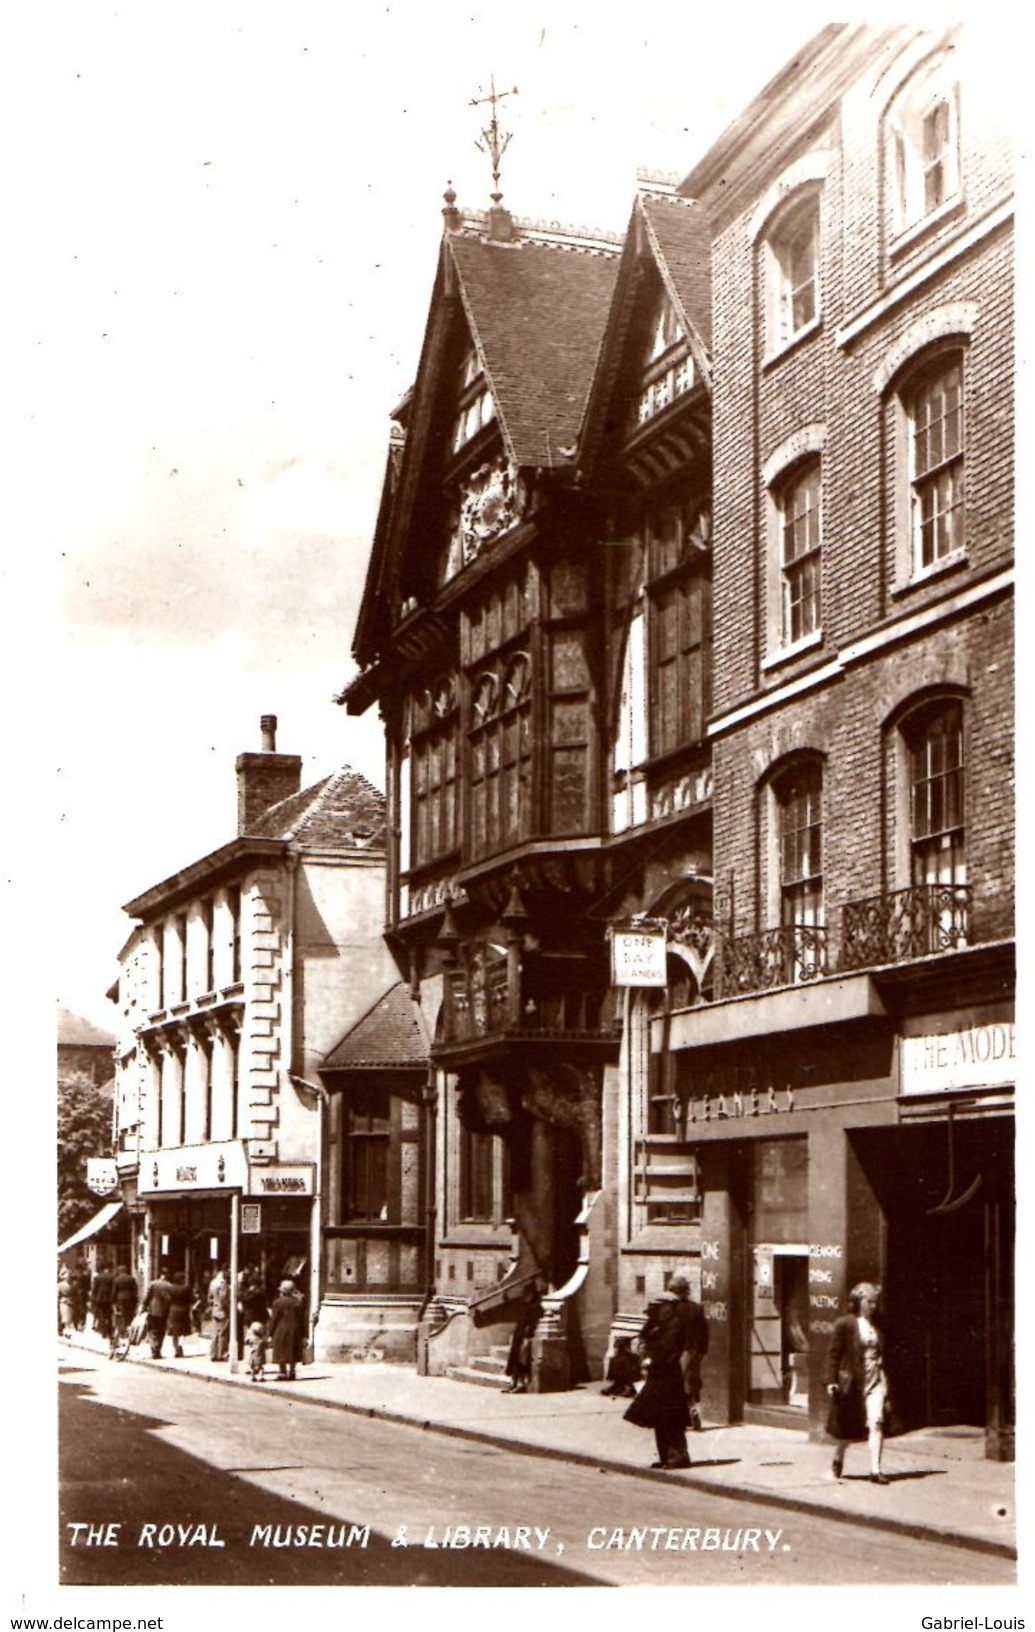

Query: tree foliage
[57,1074,114,1242]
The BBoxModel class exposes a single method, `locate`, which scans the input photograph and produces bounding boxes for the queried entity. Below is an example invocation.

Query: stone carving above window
[444,459,523,581]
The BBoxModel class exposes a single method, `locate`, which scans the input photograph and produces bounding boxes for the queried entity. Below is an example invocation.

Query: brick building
[343,24,1013,1455]
[660,23,1014,1457]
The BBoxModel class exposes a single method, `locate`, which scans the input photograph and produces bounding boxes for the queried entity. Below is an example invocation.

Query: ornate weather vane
[471,75,518,203]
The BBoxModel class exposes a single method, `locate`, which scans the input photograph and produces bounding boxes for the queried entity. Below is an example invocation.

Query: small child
[246,1319,267,1380]
[601,1335,641,1397]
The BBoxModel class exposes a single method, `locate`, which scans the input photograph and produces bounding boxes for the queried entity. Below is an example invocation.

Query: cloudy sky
[21,4,880,1029]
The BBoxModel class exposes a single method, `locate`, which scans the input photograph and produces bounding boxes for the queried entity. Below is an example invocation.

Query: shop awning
[58,1201,124,1254]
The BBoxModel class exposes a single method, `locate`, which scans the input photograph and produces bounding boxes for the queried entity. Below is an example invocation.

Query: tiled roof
[449,232,620,468]
[247,765,387,849]
[640,193,713,351]
[58,1008,116,1048]
[322,982,429,1072]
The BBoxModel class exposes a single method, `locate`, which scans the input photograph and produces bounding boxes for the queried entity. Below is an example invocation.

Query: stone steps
[446,1344,512,1389]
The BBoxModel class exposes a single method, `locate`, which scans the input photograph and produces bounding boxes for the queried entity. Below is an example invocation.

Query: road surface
[59,1354,1013,1588]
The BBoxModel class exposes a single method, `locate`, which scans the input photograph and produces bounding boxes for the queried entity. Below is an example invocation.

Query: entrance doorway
[851,1116,1013,1434]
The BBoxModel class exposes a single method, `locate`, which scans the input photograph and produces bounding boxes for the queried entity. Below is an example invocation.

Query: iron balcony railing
[840,882,972,970]
[716,923,828,998]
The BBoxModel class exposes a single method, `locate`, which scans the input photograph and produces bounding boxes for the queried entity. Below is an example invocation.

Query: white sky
[19,2,1004,1038]
[16,1,831,1033]
[10,4,1027,1616]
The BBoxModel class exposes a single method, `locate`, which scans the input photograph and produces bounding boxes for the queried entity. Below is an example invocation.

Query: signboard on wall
[611,921,667,987]
[241,1204,262,1235]
[900,1007,1015,1096]
[248,1164,315,1197]
[138,1140,248,1194]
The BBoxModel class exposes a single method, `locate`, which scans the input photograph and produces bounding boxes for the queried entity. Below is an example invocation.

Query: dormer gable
[580,184,712,489]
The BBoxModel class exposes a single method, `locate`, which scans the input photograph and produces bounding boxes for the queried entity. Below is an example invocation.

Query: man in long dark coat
[624,1274,709,1469]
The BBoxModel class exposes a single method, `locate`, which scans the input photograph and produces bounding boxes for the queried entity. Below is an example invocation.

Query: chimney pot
[260,715,277,752]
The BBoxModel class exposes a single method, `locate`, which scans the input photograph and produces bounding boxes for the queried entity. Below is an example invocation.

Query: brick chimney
[236,715,302,835]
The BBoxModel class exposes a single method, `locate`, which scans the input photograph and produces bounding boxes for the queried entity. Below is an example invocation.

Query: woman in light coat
[826,1281,892,1485]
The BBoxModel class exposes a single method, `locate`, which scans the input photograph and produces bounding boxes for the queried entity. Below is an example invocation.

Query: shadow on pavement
[59,1374,602,1587]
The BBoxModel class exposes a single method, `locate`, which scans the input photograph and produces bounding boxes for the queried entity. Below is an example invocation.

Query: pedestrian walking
[89,1262,115,1343]
[503,1281,542,1394]
[71,1260,91,1330]
[142,1269,176,1359]
[623,1273,709,1470]
[58,1265,76,1336]
[208,1266,230,1361]
[826,1281,893,1485]
[268,1279,304,1380]
[110,1264,139,1356]
[167,1271,193,1358]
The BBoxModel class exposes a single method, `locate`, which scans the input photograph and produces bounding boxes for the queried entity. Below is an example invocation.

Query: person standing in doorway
[624,1274,708,1470]
[826,1281,892,1485]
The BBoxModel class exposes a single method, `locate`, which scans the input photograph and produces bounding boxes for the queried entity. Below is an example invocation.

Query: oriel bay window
[645,494,712,758]
[343,1088,391,1222]
[545,558,593,835]
[411,675,460,867]
[463,569,534,860]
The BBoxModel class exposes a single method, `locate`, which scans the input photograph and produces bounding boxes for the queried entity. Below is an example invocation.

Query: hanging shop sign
[139,1141,248,1194]
[611,920,668,987]
[86,1158,119,1196]
[900,1008,1015,1097]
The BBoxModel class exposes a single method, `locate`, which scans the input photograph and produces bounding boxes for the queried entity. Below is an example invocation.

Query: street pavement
[59,1326,1016,1561]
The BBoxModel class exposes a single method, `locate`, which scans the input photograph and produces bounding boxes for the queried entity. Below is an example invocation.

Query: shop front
[138,1141,317,1345]
[661,985,1014,1459]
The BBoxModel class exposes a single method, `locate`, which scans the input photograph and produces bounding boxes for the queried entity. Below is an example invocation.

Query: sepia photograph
[11,2,1024,1622]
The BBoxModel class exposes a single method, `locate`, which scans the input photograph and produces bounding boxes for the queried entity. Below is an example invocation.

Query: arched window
[775,761,823,931]
[904,351,965,573]
[887,59,961,240]
[774,459,822,649]
[904,697,965,888]
[763,188,821,355]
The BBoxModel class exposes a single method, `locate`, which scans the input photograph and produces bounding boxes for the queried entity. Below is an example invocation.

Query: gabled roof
[123,768,386,918]
[246,764,386,849]
[579,185,713,480]
[638,190,712,354]
[321,981,429,1073]
[448,230,620,468]
[349,211,620,677]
